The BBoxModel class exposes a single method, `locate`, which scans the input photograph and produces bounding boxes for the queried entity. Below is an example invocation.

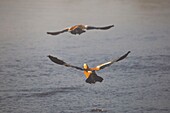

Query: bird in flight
[47,24,114,35]
[48,51,130,84]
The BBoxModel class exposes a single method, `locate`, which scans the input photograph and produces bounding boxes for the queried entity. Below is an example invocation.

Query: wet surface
[0,0,170,113]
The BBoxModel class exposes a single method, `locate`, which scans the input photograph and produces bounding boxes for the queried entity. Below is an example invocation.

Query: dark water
[0,0,170,113]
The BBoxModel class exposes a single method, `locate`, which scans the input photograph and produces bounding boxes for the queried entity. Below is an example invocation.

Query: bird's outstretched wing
[48,55,84,71]
[91,51,130,71]
[47,29,68,35]
[86,24,114,30]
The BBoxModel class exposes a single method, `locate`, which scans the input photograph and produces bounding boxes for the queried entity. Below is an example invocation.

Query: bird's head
[83,63,89,69]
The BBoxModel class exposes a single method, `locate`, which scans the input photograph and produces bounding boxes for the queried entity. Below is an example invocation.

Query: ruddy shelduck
[48,51,130,84]
[47,24,114,35]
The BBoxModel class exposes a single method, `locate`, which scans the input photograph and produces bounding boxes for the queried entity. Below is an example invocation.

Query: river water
[0,0,170,113]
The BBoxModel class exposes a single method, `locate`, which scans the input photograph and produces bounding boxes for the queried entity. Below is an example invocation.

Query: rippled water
[0,0,170,113]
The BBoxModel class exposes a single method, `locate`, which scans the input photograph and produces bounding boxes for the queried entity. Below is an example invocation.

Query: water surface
[0,0,170,113]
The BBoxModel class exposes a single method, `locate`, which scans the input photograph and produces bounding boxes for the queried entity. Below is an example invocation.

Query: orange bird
[48,51,130,84]
[47,24,114,35]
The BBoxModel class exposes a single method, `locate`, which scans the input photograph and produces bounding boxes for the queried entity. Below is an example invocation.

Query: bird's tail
[85,72,103,84]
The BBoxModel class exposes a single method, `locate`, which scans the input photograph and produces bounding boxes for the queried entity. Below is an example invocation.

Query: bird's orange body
[83,63,91,78]
[83,64,99,78]
[84,70,91,78]
[69,25,86,31]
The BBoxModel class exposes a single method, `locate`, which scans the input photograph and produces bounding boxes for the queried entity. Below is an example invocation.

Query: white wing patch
[84,25,88,29]
[96,61,112,69]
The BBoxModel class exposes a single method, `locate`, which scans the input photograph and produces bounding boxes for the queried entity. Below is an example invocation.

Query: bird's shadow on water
[32,86,85,97]
[0,85,84,100]
[31,88,72,97]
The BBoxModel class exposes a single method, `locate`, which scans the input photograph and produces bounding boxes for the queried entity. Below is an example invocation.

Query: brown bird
[47,24,114,35]
[48,51,130,84]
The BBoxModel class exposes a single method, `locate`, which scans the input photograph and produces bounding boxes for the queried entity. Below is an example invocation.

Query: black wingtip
[48,55,66,65]
[47,32,53,35]
[108,24,114,28]
[111,24,114,27]
[47,32,56,35]
[125,51,131,57]
[116,51,131,62]
[100,24,114,30]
